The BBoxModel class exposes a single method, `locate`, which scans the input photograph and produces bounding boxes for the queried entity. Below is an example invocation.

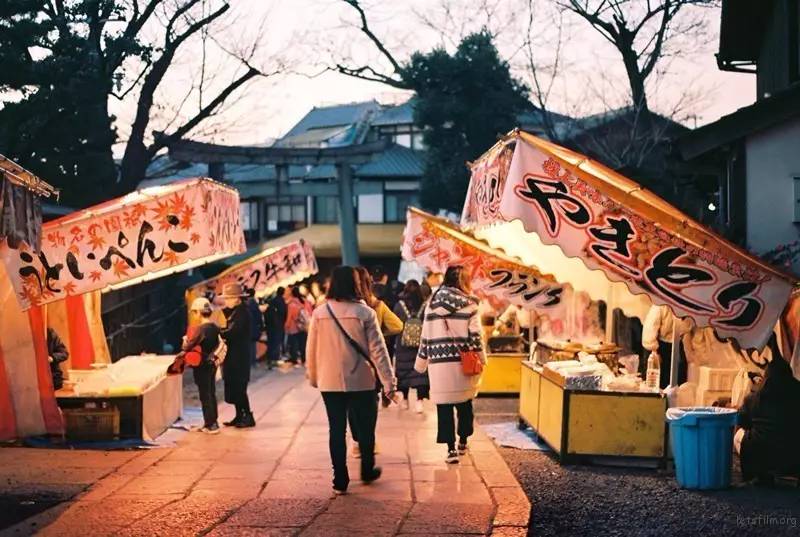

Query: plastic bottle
[646,351,661,390]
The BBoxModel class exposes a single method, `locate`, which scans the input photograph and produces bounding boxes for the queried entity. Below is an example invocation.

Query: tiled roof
[371,99,416,126]
[356,144,424,178]
[281,101,381,139]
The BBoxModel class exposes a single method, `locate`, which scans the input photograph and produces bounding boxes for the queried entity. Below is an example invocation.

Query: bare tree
[555,0,718,117]
[116,0,283,192]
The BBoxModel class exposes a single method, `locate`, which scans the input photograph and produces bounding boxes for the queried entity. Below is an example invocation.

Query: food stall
[0,157,64,440]
[460,130,797,464]
[186,239,318,323]
[402,207,606,394]
[1,177,246,441]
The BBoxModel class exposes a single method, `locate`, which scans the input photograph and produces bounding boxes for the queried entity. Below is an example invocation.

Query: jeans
[287,333,304,364]
[399,386,430,400]
[193,362,218,427]
[436,400,474,449]
[321,390,378,491]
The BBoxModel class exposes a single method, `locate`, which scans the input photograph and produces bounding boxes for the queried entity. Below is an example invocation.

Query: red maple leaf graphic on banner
[151,200,171,221]
[113,259,130,278]
[88,234,106,251]
[63,282,77,295]
[190,233,201,245]
[180,205,195,231]
[131,204,148,221]
[68,244,80,256]
[89,271,102,282]
[158,218,173,232]
[169,193,188,215]
[163,250,180,266]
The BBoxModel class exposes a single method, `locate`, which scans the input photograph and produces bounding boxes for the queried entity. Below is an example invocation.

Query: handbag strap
[326,303,379,377]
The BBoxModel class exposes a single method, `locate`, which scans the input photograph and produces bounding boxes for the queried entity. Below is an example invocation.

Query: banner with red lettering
[462,131,797,349]
[1,178,245,310]
[402,207,577,317]
[189,240,318,300]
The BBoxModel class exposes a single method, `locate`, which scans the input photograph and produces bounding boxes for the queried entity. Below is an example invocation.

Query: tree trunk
[620,47,649,116]
[118,140,152,196]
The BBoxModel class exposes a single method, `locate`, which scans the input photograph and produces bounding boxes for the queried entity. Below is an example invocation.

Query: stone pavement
[2,368,529,537]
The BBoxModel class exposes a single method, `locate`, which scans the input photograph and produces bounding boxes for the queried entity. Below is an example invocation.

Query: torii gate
[168,138,393,265]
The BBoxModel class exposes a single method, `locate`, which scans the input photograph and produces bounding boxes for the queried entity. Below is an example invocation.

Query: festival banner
[188,239,318,300]
[462,131,797,349]
[402,207,576,317]
[1,178,246,310]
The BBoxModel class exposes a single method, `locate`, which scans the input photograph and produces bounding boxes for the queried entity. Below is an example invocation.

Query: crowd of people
[178,263,487,495]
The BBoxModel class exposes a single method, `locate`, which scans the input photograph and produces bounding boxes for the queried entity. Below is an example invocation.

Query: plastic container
[666,406,738,489]
[698,366,739,392]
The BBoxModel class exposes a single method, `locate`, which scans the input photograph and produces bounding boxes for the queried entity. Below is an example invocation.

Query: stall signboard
[402,207,576,316]
[462,131,797,349]
[1,178,245,310]
[189,239,318,300]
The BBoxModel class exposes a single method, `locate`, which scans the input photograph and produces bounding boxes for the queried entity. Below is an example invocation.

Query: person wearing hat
[220,282,255,428]
[183,297,222,434]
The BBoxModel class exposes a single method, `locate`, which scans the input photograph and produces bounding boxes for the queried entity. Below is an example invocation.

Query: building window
[265,197,306,232]
[314,196,339,223]
[385,192,419,223]
[240,200,259,231]
[377,124,425,150]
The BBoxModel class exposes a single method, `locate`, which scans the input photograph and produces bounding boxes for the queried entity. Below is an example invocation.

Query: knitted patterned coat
[414,286,486,404]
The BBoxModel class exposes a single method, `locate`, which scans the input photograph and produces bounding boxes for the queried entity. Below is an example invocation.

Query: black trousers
[399,386,430,400]
[193,363,218,427]
[266,330,284,362]
[321,390,378,490]
[286,333,304,363]
[436,400,474,448]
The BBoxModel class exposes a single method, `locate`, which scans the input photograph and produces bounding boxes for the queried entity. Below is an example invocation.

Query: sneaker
[223,417,241,427]
[457,442,468,455]
[401,399,410,410]
[235,412,256,428]
[332,487,348,495]
[414,399,424,414]
[201,423,220,435]
[351,444,361,458]
[446,450,459,464]
[362,467,382,484]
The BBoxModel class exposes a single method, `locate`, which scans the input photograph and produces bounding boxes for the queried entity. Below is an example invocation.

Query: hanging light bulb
[708,202,716,211]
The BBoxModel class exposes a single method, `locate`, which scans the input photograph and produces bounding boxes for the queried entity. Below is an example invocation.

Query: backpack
[399,301,424,348]
[296,307,310,332]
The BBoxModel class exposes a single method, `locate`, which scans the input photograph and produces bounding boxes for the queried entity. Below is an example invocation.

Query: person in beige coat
[306,266,396,495]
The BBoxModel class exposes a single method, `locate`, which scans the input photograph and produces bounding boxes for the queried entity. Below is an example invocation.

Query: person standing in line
[393,279,430,413]
[47,328,69,391]
[246,290,264,366]
[264,287,288,368]
[220,283,255,428]
[415,265,486,464]
[306,266,396,495]
[285,286,311,367]
[183,298,221,434]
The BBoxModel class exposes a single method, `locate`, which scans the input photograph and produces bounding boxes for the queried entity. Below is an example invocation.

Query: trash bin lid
[666,406,738,426]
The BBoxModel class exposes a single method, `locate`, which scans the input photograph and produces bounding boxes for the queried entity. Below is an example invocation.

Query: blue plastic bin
[666,407,738,490]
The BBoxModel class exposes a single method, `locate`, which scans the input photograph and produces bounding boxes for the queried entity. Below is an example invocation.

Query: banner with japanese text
[402,207,576,317]
[189,239,318,300]
[462,132,797,349]
[1,178,246,310]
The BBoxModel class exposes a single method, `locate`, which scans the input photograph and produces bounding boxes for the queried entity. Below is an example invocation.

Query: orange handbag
[443,318,483,377]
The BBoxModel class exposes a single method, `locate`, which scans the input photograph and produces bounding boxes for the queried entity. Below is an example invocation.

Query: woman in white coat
[306,266,396,494]
[415,265,486,464]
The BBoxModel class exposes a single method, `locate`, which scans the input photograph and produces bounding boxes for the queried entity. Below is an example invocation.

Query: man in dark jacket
[264,287,288,367]
[47,328,69,390]
[220,283,255,428]
[737,348,800,482]
[246,291,264,366]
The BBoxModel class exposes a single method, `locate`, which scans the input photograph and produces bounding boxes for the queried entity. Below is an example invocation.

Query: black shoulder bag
[326,303,393,405]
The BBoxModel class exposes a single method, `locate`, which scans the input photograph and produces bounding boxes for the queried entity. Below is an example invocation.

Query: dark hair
[371,265,386,282]
[327,266,359,301]
[443,265,469,293]
[291,286,304,301]
[420,281,432,301]
[276,286,285,296]
[355,266,373,302]
[401,279,424,312]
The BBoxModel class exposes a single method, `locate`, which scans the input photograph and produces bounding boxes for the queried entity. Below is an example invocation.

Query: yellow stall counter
[479,353,526,394]
[518,361,667,466]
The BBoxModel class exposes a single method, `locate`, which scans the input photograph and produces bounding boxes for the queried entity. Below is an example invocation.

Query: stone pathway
[1,369,529,536]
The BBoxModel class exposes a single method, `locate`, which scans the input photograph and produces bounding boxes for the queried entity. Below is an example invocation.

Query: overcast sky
[110,0,755,150]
